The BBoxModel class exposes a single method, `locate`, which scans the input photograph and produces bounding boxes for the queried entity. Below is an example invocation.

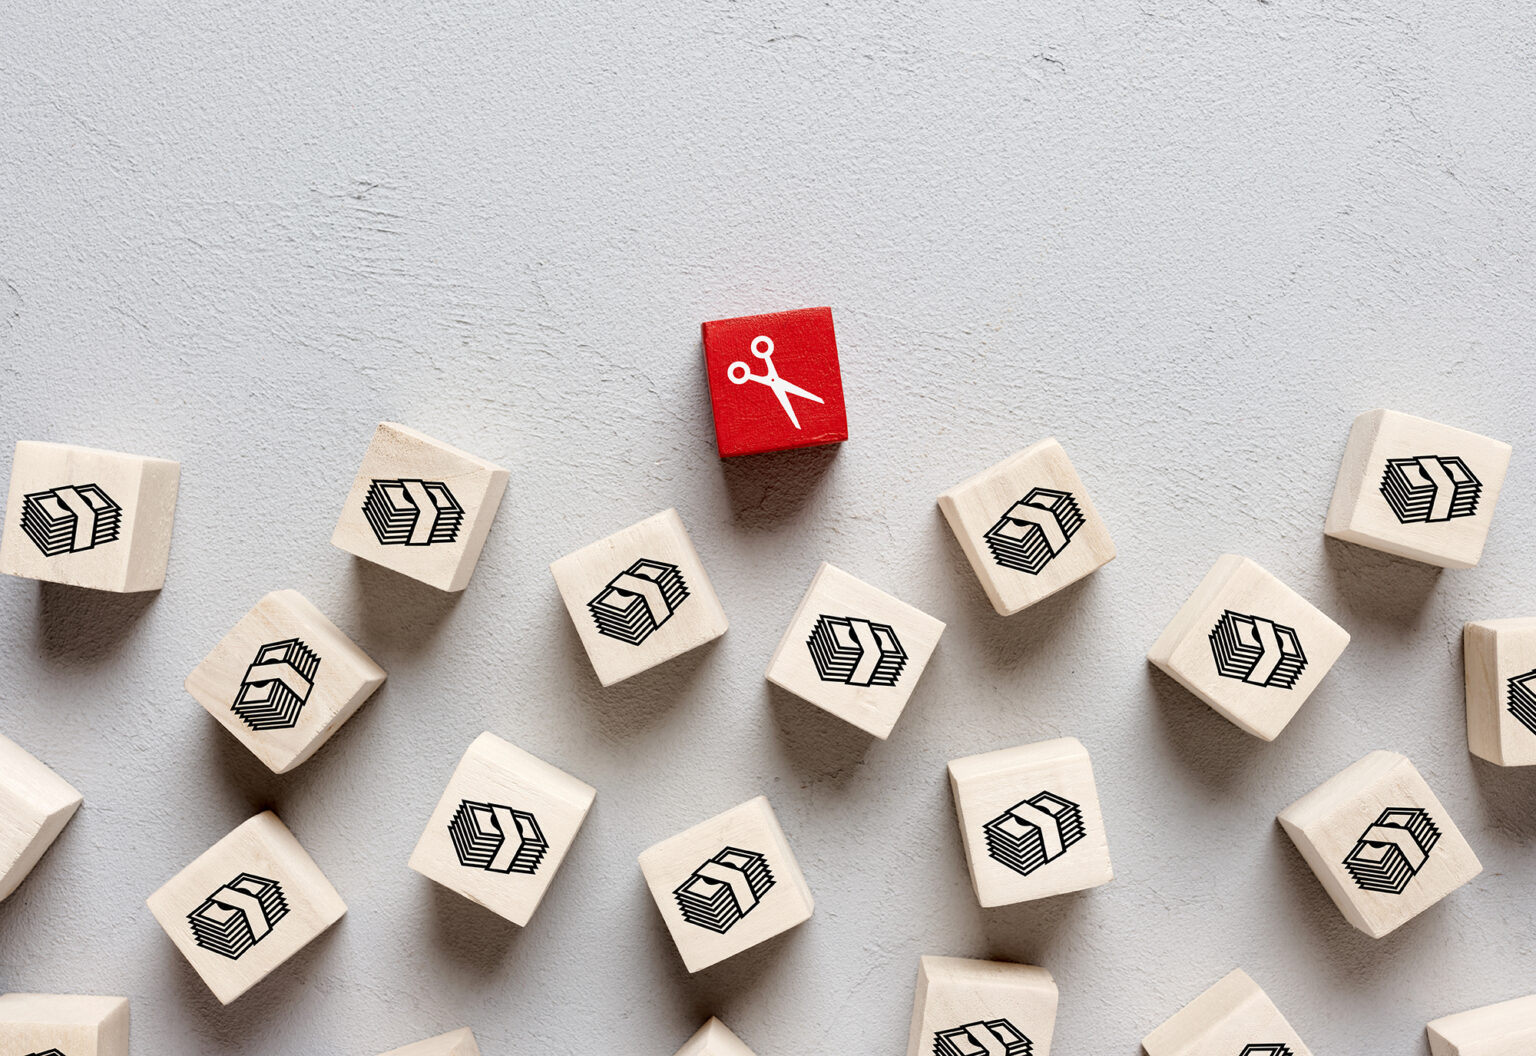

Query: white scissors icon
[727,336,824,430]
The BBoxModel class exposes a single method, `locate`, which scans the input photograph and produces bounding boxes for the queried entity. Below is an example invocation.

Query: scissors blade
[772,384,803,429]
[775,379,824,405]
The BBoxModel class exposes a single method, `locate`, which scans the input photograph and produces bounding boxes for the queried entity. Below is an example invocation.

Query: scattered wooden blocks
[1141,968,1312,1056]
[906,955,1058,1056]
[1427,993,1536,1055]
[938,438,1115,616]
[702,307,848,457]
[1278,750,1481,938]
[409,732,595,926]
[674,1017,757,1056]
[0,732,82,902]
[0,993,129,1056]
[184,590,386,774]
[638,795,813,972]
[331,423,509,592]
[1147,555,1350,741]
[0,441,180,592]
[1463,618,1536,767]
[551,508,728,686]
[146,810,346,1004]
[378,1027,481,1056]
[1325,409,1513,568]
[947,737,1112,907]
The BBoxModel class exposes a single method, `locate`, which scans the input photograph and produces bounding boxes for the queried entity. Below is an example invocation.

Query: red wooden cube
[701,307,848,457]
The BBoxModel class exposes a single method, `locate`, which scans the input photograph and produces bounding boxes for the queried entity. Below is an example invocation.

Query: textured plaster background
[1,2,1534,1053]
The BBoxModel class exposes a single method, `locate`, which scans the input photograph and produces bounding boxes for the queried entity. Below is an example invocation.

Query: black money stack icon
[984,489,1084,575]
[231,639,320,731]
[984,791,1085,878]
[588,559,689,646]
[1239,1046,1295,1056]
[363,478,464,546]
[807,614,908,686]
[448,800,549,875]
[188,873,289,960]
[1209,611,1308,689]
[1508,668,1536,737]
[933,1019,1032,1056]
[1380,455,1482,523]
[673,847,775,934]
[21,483,121,556]
[1343,807,1441,894]
[25,1050,67,1056]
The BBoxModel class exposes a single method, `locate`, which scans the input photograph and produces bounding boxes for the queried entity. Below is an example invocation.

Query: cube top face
[331,423,509,592]
[1325,410,1513,568]
[906,955,1058,1056]
[0,994,130,1056]
[409,732,596,927]
[145,811,346,1004]
[0,441,180,592]
[184,590,387,774]
[1464,619,1536,767]
[1427,994,1536,1056]
[377,1027,481,1056]
[1141,969,1312,1056]
[1147,555,1351,742]
[938,438,1116,616]
[637,795,813,973]
[674,1017,757,1056]
[701,307,848,458]
[765,562,946,739]
[550,508,729,686]
[0,733,84,902]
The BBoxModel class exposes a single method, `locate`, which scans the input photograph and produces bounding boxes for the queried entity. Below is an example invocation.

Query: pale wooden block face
[0,993,130,1056]
[408,732,596,927]
[184,590,387,774]
[637,795,813,972]
[0,441,180,592]
[937,438,1116,616]
[1427,993,1536,1056]
[764,562,946,739]
[1141,969,1312,1056]
[1324,409,1513,569]
[145,811,347,1004]
[377,1027,481,1056]
[331,423,509,592]
[947,737,1112,907]
[1147,555,1350,741]
[550,508,729,686]
[674,1017,757,1056]
[1277,751,1481,938]
[1463,619,1536,767]
[0,733,83,902]
[905,955,1058,1056]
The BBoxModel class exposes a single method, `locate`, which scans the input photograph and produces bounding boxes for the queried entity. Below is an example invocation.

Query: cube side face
[674,1018,757,1056]
[1426,994,1536,1056]
[0,736,84,902]
[906,956,1058,1056]
[1464,620,1536,767]
[377,1027,482,1056]
[0,994,129,1056]
[1142,970,1312,1056]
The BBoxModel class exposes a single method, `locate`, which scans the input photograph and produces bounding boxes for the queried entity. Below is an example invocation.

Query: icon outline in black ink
[1209,610,1308,690]
[362,478,464,546]
[1343,807,1441,894]
[673,847,775,934]
[20,483,121,556]
[984,791,1085,878]
[187,873,289,960]
[1239,1046,1295,1056]
[448,800,549,875]
[1380,455,1482,524]
[983,489,1084,575]
[807,614,907,686]
[24,1049,67,1056]
[231,638,320,731]
[588,558,690,646]
[933,1019,1033,1056]
[1508,668,1536,737]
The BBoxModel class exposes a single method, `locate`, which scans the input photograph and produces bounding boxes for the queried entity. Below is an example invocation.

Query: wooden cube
[146,811,346,1004]
[638,795,813,972]
[550,508,728,686]
[905,955,1058,1056]
[331,423,508,592]
[1278,751,1481,938]
[1147,555,1351,741]
[0,441,179,592]
[184,590,386,774]
[674,1017,757,1056]
[409,732,595,926]
[1141,969,1312,1056]
[947,737,1112,907]
[0,993,129,1056]
[378,1028,481,1056]
[938,438,1115,616]
[0,732,83,902]
[1463,618,1536,766]
[764,562,945,739]
[1325,409,1513,568]
[1427,994,1536,1055]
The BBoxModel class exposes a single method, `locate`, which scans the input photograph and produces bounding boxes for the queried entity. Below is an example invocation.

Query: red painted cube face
[701,307,848,458]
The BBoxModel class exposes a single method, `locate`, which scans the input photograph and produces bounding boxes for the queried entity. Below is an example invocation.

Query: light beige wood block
[1427,993,1536,1056]
[146,811,346,1004]
[0,732,83,902]
[674,1017,757,1056]
[331,423,508,592]
[1278,750,1481,938]
[765,561,945,739]
[551,508,728,686]
[409,732,595,926]
[1325,409,1512,568]
[1463,619,1536,766]
[0,993,129,1056]
[905,955,1058,1056]
[1141,968,1313,1056]
[0,441,180,592]
[184,590,386,774]
[377,1027,481,1056]
[1147,555,1350,741]
[638,795,813,972]
[938,438,1116,616]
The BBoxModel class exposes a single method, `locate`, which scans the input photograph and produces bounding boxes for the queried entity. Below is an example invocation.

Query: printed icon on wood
[188,873,289,960]
[26,1049,67,1056]
[1209,610,1307,689]
[1509,669,1536,736]
[984,489,1083,575]
[589,559,690,645]
[807,614,907,687]
[448,800,548,875]
[1240,1046,1294,1056]
[21,484,121,555]
[1380,455,1481,523]
[674,847,776,934]
[984,792,1085,879]
[363,478,464,546]
[1343,807,1440,894]
[933,1019,1032,1056]
[231,639,320,731]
